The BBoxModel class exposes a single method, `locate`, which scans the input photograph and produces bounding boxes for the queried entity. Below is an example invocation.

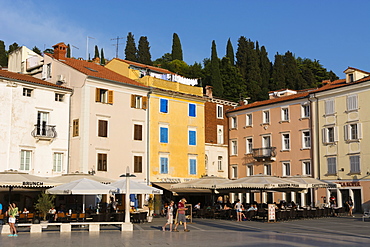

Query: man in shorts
[173,198,190,232]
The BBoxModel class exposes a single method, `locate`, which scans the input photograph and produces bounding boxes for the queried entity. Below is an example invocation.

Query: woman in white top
[234,199,244,222]
[162,201,174,231]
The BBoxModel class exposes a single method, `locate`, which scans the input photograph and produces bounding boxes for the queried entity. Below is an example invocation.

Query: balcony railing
[31,124,57,139]
[252,147,277,160]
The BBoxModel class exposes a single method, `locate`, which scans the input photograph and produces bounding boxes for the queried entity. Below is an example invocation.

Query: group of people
[162,198,190,232]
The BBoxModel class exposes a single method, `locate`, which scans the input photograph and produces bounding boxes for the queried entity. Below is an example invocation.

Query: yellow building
[106,59,206,184]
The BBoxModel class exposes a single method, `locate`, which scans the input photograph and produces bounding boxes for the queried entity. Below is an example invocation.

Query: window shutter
[96,88,101,102]
[108,90,114,104]
[160,99,168,113]
[189,130,196,145]
[344,125,348,141]
[131,95,136,108]
[322,128,327,144]
[134,124,142,140]
[42,64,47,79]
[189,104,196,117]
[134,156,142,173]
[334,127,339,142]
[142,96,147,109]
[160,127,168,143]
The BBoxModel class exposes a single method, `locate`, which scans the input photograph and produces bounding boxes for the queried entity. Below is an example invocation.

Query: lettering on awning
[22,181,44,186]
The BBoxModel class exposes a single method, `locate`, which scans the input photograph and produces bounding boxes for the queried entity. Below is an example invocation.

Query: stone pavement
[1,214,370,246]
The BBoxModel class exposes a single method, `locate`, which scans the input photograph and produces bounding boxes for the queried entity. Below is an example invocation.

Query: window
[327,157,337,175]
[350,155,360,174]
[325,99,335,115]
[36,111,49,136]
[42,63,52,79]
[322,127,338,144]
[281,108,289,121]
[282,133,290,150]
[217,156,223,171]
[344,123,362,141]
[231,117,237,129]
[98,120,108,137]
[72,119,79,137]
[264,164,272,175]
[263,110,270,124]
[96,88,113,104]
[20,150,31,171]
[134,156,143,173]
[160,99,168,113]
[134,124,143,141]
[347,95,358,111]
[189,158,197,175]
[53,153,63,172]
[189,103,196,117]
[217,105,223,119]
[302,161,311,176]
[23,88,32,97]
[282,162,291,176]
[231,140,237,155]
[97,153,107,171]
[160,157,168,174]
[189,129,196,146]
[231,166,238,179]
[349,73,354,82]
[217,125,224,144]
[302,131,311,148]
[55,93,64,102]
[160,127,168,143]
[247,164,253,176]
[131,95,147,109]
[246,114,252,126]
[302,104,310,118]
[246,138,253,154]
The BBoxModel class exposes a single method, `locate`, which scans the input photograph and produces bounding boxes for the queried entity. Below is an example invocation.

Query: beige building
[311,67,370,211]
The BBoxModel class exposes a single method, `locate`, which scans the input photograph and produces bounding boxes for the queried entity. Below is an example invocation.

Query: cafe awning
[52,173,115,184]
[284,176,339,188]
[0,171,61,188]
[152,182,213,194]
[171,176,230,190]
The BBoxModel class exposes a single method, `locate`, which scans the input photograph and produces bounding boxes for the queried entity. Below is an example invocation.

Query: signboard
[268,204,276,222]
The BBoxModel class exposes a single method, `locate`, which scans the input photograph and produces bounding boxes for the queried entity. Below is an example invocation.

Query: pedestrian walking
[173,198,190,232]
[234,199,244,222]
[162,200,174,231]
[8,202,18,237]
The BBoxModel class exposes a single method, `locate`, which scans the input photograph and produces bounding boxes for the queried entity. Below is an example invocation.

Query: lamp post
[120,166,136,223]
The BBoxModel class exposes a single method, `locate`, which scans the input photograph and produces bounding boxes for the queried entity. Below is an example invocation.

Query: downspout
[66,89,74,174]
[309,93,319,206]
[146,89,153,185]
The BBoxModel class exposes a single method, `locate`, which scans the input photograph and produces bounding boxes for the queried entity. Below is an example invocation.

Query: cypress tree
[221,57,245,102]
[271,53,286,90]
[137,36,152,65]
[226,38,234,65]
[94,45,99,59]
[100,48,105,65]
[210,40,223,97]
[8,42,19,54]
[171,33,183,61]
[236,36,248,79]
[245,40,262,101]
[125,32,137,62]
[0,40,7,67]
[66,44,71,58]
[259,46,271,100]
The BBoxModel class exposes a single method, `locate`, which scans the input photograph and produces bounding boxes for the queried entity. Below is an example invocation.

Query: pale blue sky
[1,0,369,77]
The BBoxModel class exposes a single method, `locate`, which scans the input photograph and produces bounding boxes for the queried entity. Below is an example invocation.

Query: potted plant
[34,192,55,224]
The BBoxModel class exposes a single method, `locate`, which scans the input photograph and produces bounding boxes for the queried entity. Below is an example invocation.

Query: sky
[1,0,369,77]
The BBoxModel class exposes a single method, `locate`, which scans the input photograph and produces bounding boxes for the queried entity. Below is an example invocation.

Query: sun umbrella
[0,171,61,188]
[46,178,117,213]
[111,179,163,194]
[283,176,338,188]
[171,176,230,190]
[52,173,115,184]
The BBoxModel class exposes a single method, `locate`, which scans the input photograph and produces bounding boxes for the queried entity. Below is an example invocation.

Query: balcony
[252,147,277,161]
[31,124,57,140]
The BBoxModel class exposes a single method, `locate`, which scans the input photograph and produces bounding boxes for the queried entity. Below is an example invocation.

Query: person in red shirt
[173,198,190,232]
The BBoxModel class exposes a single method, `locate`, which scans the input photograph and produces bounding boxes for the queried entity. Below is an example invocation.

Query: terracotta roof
[112,58,176,75]
[343,67,370,74]
[228,91,310,113]
[311,77,370,93]
[49,55,149,88]
[0,70,71,91]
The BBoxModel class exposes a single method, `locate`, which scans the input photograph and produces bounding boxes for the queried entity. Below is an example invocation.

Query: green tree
[226,38,235,65]
[125,32,137,62]
[100,48,105,65]
[137,36,152,65]
[0,40,7,67]
[236,36,248,79]
[66,44,71,58]
[220,57,246,102]
[245,40,262,101]
[187,62,203,81]
[8,42,19,54]
[43,48,54,54]
[283,51,305,89]
[94,45,99,59]
[271,53,285,90]
[259,45,271,100]
[32,46,42,55]
[167,59,188,75]
[153,53,172,68]
[171,33,183,61]
[210,40,223,97]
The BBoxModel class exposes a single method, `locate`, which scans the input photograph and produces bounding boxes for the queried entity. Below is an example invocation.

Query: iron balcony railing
[252,147,277,160]
[31,124,57,139]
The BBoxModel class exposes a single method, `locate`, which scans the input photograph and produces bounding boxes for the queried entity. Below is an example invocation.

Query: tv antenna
[71,45,79,57]
[111,36,124,58]
[86,36,95,60]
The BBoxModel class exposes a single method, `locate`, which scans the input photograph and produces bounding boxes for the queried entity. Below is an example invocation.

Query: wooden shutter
[131,95,136,108]
[142,96,147,109]
[334,126,339,142]
[98,120,108,137]
[95,88,101,102]
[322,128,326,144]
[73,119,79,137]
[134,156,142,173]
[108,90,114,104]
[344,125,348,141]
[134,124,142,140]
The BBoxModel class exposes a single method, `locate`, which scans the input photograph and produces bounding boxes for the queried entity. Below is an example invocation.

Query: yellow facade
[105,58,206,182]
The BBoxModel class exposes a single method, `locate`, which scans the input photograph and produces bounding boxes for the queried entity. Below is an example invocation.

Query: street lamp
[120,166,136,223]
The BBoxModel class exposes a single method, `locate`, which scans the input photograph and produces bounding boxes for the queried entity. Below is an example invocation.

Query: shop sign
[22,181,44,186]
[268,204,276,221]
[336,181,360,187]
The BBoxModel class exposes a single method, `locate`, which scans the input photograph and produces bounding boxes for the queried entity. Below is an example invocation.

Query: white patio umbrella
[52,173,115,184]
[171,176,230,190]
[284,176,338,188]
[46,178,117,213]
[0,171,61,188]
[111,179,163,194]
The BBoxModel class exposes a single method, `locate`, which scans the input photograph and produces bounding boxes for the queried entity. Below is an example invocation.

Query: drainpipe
[309,93,319,206]
[146,89,152,185]
[66,89,73,174]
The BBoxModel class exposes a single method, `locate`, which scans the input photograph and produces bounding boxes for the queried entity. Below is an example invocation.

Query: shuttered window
[134,156,143,173]
[20,150,31,171]
[134,124,143,140]
[189,159,197,175]
[53,153,63,172]
[73,119,79,137]
[327,157,337,175]
[98,120,108,137]
[160,99,168,113]
[96,88,113,104]
[189,130,196,145]
[160,127,168,143]
[97,153,107,171]
[189,103,196,117]
[347,95,358,111]
[325,99,335,115]
[160,157,168,174]
[350,155,360,174]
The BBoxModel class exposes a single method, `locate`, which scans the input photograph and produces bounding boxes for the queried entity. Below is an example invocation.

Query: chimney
[205,85,213,98]
[52,42,68,60]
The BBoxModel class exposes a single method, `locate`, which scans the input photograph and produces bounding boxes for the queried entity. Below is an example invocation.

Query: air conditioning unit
[57,74,66,83]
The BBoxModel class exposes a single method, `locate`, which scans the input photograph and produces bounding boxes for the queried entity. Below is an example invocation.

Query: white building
[0,70,72,176]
